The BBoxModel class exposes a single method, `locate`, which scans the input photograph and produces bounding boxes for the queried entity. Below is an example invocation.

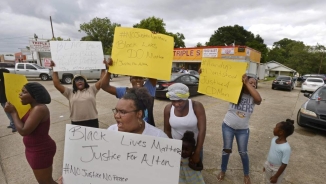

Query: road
[0,76,325,184]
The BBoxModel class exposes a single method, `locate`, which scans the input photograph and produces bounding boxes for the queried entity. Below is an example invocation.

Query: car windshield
[277,77,290,80]
[311,87,326,100]
[306,78,324,83]
[32,64,46,69]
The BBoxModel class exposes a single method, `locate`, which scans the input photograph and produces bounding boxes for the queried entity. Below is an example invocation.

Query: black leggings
[71,119,99,128]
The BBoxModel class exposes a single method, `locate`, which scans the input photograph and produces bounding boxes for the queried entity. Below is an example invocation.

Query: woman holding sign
[101,58,157,127]
[51,61,106,128]
[4,82,57,184]
[217,74,261,184]
[163,83,206,167]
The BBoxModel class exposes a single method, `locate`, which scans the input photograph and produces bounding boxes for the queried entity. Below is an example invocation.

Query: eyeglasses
[75,78,85,82]
[112,109,139,116]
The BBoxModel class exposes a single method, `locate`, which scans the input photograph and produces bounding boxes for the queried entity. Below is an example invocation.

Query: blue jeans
[1,102,16,130]
[221,123,250,175]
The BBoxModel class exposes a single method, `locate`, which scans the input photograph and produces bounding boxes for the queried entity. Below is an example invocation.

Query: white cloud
[0,0,326,53]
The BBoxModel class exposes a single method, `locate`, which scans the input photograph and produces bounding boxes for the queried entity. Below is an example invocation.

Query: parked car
[57,69,102,84]
[301,77,325,93]
[0,62,15,69]
[7,63,52,81]
[246,73,258,89]
[297,74,326,83]
[271,75,294,91]
[155,73,200,99]
[188,70,200,78]
[297,86,326,131]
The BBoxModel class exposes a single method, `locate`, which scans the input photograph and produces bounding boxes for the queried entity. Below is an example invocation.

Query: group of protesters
[0,57,294,184]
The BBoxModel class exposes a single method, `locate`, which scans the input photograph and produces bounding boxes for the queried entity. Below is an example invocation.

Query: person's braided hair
[122,87,152,118]
[280,119,295,137]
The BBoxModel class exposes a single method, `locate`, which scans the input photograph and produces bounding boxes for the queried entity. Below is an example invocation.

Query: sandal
[217,172,225,182]
[244,175,251,184]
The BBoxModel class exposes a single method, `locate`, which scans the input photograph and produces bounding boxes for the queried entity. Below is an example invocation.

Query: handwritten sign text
[198,59,247,103]
[50,41,105,71]
[62,125,182,184]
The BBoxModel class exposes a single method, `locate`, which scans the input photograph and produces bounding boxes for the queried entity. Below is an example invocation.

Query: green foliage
[51,37,71,41]
[268,38,326,75]
[133,16,166,33]
[196,42,203,47]
[207,25,268,62]
[133,16,185,48]
[79,17,121,55]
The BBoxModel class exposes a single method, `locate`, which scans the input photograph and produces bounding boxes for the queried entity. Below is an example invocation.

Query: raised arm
[163,104,172,138]
[5,103,48,136]
[191,101,206,164]
[100,58,117,96]
[94,61,109,90]
[50,61,65,93]
[243,74,262,105]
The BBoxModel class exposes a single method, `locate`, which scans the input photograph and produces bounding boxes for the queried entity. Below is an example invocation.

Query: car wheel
[271,86,275,90]
[62,75,73,84]
[40,74,49,81]
[297,110,304,127]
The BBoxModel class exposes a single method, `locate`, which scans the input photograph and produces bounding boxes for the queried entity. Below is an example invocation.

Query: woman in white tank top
[163,83,206,166]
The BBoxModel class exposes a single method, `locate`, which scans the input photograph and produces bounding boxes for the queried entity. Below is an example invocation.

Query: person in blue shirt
[263,119,294,184]
[101,58,157,127]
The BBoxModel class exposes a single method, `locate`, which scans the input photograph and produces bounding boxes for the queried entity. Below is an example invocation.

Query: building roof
[265,60,296,72]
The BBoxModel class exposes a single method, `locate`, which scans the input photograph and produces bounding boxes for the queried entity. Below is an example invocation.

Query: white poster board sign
[62,125,182,184]
[50,41,105,71]
[203,48,218,58]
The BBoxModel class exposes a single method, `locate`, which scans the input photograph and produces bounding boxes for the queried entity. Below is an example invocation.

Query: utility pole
[50,16,55,39]
[318,51,324,74]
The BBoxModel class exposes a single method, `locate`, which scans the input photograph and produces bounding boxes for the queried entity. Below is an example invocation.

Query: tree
[79,17,120,55]
[167,32,185,48]
[196,42,203,47]
[133,16,186,48]
[207,25,268,62]
[133,16,166,33]
[51,37,71,41]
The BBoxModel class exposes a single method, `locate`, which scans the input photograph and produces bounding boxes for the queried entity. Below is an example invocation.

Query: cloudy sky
[1,0,325,54]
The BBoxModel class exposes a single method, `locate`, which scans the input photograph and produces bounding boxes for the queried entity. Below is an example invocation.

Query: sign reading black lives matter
[62,125,182,184]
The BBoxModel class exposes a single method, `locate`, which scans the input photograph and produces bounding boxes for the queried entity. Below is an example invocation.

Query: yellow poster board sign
[3,73,30,118]
[198,59,247,103]
[111,27,174,80]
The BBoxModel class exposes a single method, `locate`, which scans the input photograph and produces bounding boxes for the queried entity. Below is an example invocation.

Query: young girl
[264,119,294,184]
[179,131,205,184]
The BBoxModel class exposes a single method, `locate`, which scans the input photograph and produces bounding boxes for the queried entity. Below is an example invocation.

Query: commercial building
[173,46,261,75]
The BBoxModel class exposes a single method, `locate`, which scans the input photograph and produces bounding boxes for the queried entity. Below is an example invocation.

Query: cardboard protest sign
[50,41,106,71]
[111,27,174,81]
[3,73,30,118]
[62,125,182,184]
[198,59,247,103]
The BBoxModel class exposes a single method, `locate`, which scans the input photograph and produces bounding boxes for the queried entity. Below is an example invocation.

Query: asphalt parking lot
[0,76,325,184]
